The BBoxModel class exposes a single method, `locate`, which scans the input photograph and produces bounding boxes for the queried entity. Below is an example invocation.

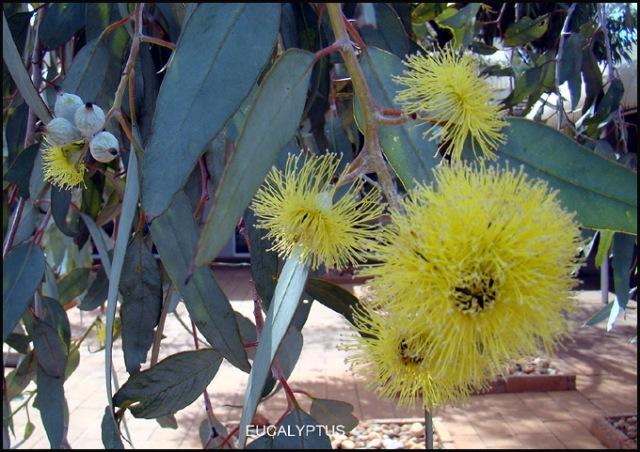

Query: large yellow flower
[42,140,87,189]
[354,162,583,400]
[345,304,475,410]
[251,153,384,270]
[394,46,507,161]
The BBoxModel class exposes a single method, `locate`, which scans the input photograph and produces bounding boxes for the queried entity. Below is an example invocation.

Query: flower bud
[89,131,119,163]
[74,102,105,138]
[44,117,82,145]
[54,92,84,123]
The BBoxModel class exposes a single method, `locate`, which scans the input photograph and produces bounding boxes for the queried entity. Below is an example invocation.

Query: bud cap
[74,102,105,138]
[45,117,82,146]
[89,131,119,163]
[54,92,84,123]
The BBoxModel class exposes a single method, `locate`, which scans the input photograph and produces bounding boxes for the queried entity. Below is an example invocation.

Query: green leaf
[238,249,309,447]
[150,191,249,372]
[464,118,637,235]
[3,241,45,342]
[113,349,223,418]
[271,408,331,449]
[504,15,549,47]
[156,414,178,430]
[5,143,38,199]
[304,278,361,331]
[105,141,140,420]
[23,421,34,441]
[558,33,584,110]
[32,297,70,378]
[51,187,78,237]
[4,332,30,354]
[595,230,614,268]
[581,47,603,114]
[35,367,66,448]
[2,13,53,124]
[62,36,127,114]
[120,235,162,374]
[58,267,90,305]
[608,233,636,330]
[39,3,86,49]
[6,351,36,400]
[310,399,359,433]
[195,48,314,265]
[101,406,124,449]
[583,79,624,132]
[360,3,411,58]
[141,3,281,218]
[357,47,440,189]
[244,208,278,309]
[437,3,481,49]
[79,272,109,311]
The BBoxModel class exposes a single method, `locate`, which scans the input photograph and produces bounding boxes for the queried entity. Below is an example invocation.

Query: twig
[149,286,174,365]
[2,198,25,258]
[326,3,399,210]
[23,6,46,148]
[193,156,210,222]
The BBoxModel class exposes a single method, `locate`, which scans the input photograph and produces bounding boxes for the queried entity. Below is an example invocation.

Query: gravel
[608,415,638,442]
[503,356,558,376]
[330,421,442,449]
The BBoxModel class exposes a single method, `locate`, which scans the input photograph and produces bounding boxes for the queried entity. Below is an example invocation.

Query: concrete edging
[589,414,637,449]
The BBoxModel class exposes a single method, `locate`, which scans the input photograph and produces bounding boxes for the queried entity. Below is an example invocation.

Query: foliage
[2,2,637,449]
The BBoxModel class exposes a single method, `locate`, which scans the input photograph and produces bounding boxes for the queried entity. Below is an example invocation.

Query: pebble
[409,422,424,437]
[341,439,355,449]
[383,438,404,449]
[332,421,441,449]
[366,438,383,448]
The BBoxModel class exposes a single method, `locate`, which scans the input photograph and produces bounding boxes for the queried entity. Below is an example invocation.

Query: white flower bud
[74,102,105,138]
[54,92,84,123]
[44,117,82,145]
[89,131,119,163]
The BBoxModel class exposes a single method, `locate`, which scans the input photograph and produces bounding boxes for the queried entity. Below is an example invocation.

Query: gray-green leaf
[141,3,281,218]
[113,349,223,419]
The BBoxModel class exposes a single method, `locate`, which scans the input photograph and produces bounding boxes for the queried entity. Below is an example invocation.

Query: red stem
[193,156,209,222]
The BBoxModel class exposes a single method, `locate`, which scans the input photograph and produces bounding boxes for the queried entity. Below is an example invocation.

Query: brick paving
[5,268,636,449]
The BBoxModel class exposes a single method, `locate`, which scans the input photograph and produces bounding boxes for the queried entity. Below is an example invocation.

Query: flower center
[453,275,497,315]
[398,339,423,365]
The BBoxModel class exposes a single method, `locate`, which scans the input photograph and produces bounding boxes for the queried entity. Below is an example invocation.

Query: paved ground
[5,267,637,449]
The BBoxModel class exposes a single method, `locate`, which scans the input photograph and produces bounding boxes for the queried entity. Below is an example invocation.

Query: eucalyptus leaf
[113,349,223,418]
[310,398,359,433]
[5,143,38,199]
[35,367,66,448]
[51,187,78,237]
[142,3,281,218]
[504,15,549,47]
[150,191,249,372]
[101,406,124,449]
[3,241,45,342]
[120,235,162,374]
[39,3,86,49]
[463,118,637,235]
[238,249,309,446]
[195,49,314,266]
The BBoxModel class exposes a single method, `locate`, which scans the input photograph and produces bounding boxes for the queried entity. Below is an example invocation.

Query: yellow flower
[394,46,507,160]
[344,305,473,410]
[359,161,583,394]
[42,139,87,189]
[251,153,384,270]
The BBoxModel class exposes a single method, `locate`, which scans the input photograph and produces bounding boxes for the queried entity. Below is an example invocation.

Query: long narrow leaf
[238,248,309,446]
[105,141,140,419]
[2,12,52,124]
